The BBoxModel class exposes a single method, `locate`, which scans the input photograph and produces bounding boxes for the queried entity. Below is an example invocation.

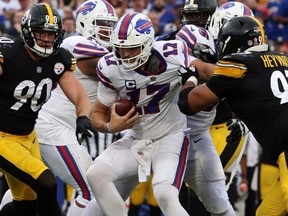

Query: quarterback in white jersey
[35,0,118,216]
[176,23,236,216]
[83,12,192,216]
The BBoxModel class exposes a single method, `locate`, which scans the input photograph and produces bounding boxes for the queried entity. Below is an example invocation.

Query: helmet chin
[117,52,149,71]
[96,38,111,49]
[31,44,54,57]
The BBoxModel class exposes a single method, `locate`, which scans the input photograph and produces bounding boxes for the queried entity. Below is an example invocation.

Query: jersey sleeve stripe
[181,41,189,67]
[215,60,247,78]
[177,26,196,50]
[97,66,116,90]
[73,44,108,55]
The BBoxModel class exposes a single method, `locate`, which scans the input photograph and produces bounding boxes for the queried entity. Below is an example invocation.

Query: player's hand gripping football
[76,116,97,144]
[177,66,199,85]
[109,102,139,133]
[226,119,249,145]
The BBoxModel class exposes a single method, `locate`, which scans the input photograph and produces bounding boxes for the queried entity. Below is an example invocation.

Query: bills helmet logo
[76,1,96,17]
[135,19,153,34]
[219,2,235,10]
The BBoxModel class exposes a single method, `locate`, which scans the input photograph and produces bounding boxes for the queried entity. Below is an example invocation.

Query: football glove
[192,43,218,64]
[226,119,249,145]
[76,116,97,144]
[177,66,199,85]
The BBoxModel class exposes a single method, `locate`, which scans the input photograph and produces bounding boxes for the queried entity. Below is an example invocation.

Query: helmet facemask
[180,9,211,28]
[89,19,117,48]
[112,37,153,71]
[179,0,217,28]
[26,27,64,57]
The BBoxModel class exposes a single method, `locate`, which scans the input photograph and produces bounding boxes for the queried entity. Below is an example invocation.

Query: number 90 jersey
[97,40,194,140]
[206,50,288,161]
[0,38,75,135]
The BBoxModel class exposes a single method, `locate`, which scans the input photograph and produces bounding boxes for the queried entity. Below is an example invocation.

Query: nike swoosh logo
[194,138,203,143]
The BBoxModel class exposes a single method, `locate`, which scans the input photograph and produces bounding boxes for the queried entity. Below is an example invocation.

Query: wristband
[106,122,113,133]
[187,76,198,86]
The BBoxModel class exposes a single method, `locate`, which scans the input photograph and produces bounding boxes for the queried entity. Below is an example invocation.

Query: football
[114,99,137,116]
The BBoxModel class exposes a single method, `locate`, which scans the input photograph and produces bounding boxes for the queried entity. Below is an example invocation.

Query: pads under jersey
[36,36,109,145]
[97,40,193,140]
[0,38,75,135]
[206,50,288,161]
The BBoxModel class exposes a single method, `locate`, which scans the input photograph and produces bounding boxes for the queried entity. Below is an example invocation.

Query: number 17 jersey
[97,40,193,140]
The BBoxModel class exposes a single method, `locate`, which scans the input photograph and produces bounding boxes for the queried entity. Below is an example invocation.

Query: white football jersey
[97,40,194,140]
[187,107,217,136]
[176,24,218,136]
[36,36,109,145]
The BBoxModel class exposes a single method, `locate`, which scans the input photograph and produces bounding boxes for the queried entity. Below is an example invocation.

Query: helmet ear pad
[22,27,35,48]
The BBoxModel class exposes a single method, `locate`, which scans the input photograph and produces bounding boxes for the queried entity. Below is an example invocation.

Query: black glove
[177,66,199,85]
[192,43,219,64]
[76,116,97,144]
[226,119,249,145]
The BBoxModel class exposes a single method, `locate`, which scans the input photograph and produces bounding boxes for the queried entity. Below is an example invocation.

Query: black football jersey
[212,99,233,125]
[0,38,76,135]
[206,50,288,161]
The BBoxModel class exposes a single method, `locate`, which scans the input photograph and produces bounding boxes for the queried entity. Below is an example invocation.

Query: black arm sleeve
[178,87,195,116]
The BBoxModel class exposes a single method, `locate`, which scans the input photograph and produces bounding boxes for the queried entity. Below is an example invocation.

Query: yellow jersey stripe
[215,60,247,78]
[0,51,3,64]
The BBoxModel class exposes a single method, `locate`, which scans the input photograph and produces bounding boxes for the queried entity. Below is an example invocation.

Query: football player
[0,3,93,216]
[158,0,250,215]
[178,15,288,216]
[34,0,119,215]
[83,12,193,216]
[176,25,236,216]
[176,2,253,215]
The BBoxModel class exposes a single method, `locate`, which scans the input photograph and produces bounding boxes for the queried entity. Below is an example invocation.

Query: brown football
[114,99,137,116]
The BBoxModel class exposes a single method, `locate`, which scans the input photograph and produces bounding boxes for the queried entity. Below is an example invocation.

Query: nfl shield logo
[36,67,42,73]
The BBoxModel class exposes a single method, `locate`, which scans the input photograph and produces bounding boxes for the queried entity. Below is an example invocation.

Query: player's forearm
[91,112,110,133]
[75,95,92,117]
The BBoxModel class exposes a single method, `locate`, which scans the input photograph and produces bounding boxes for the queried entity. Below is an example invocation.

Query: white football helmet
[208,1,254,40]
[75,0,118,48]
[110,12,155,71]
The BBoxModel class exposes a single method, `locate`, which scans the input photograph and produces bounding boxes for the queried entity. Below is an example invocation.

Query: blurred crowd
[3,0,288,57]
